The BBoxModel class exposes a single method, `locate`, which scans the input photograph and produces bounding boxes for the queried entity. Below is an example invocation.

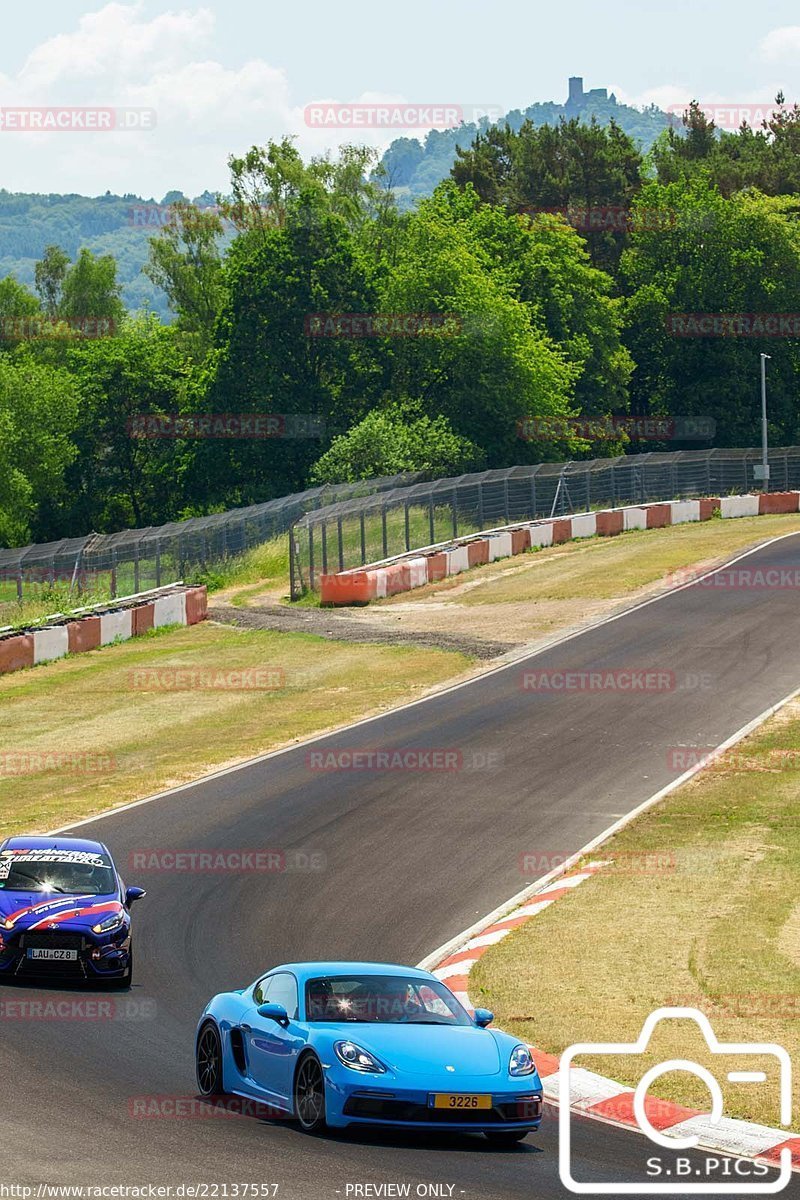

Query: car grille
[343,1095,542,1124]
[14,931,88,977]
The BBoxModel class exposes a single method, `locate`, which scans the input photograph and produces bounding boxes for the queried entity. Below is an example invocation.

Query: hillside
[377,81,675,208]
[0,188,219,319]
[0,84,675,308]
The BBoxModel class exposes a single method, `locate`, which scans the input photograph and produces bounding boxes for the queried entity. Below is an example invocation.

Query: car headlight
[509,1044,536,1076]
[334,1040,386,1073]
[92,913,126,934]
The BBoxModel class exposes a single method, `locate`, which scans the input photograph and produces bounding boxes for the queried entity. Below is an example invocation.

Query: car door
[241,972,304,1106]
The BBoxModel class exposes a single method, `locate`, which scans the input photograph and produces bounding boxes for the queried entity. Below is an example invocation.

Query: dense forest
[1,99,800,549]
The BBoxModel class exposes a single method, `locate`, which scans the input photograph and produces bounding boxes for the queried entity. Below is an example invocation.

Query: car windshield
[305,974,473,1025]
[0,850,116,896]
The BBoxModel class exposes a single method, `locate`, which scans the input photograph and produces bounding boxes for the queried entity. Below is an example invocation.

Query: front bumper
[323,1066,543,1131]
[0,928,131,981]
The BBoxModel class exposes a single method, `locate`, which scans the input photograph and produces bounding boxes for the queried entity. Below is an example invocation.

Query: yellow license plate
[433,1093,492,1110]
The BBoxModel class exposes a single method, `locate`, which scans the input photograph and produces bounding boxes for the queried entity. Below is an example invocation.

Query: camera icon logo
[558,1007,793,1194]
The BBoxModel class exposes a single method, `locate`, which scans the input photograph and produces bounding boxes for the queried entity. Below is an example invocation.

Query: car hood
[0,892,123,932]
[319,1023,503,1077]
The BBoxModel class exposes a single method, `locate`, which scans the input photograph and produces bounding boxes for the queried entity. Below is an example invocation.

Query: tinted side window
[265,973,298,1019]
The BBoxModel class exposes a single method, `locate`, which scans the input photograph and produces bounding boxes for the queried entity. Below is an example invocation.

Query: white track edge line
[50,529,800,837]
[417,677,800,970]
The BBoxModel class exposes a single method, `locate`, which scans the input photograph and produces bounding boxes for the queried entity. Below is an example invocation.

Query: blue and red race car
[196,961,543,1143]
[0,835,145,987]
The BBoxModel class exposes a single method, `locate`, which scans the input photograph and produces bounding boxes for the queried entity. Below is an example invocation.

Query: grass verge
[470,697,800,1129]
[0,622,469,838]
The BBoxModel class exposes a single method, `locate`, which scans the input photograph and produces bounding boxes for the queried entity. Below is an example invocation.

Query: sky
[1,0,799,198]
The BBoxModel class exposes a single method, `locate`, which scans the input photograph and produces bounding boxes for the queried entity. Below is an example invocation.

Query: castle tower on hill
[566,77,615,112]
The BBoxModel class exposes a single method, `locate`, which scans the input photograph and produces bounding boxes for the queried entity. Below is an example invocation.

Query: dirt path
[208,602,512,659]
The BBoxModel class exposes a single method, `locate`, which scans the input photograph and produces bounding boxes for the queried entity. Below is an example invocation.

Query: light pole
[760,352,771,491]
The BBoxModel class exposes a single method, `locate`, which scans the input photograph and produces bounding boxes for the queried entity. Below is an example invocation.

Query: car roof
[266,962,435,982]
[0,835,110,856]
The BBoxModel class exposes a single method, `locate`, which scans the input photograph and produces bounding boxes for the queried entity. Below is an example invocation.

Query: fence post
[360,513,366,565]
[381,504,388,559]
[309,526,315,592]
[321,521,328,576]
[155,539,162,587]
[289,525,297,600]
[530,473,536,518]
[585,469,591,511]
[452,489,458,539]
[477,482,484,528]
[337,517,344,572]
[429,498,435,545]
[16,566,23,603]
[133,544,140,594]
[110,550,117,600]
[503,477,510,524]
[404,504,410,552]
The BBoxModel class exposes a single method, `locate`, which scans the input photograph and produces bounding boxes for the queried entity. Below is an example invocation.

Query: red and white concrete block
[320,492,800,605]
[428,862,800,1172]
[0,585,208,678]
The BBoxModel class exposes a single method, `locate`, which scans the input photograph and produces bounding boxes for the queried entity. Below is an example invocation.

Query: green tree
[453,117,642,268]
[0,355,79,545]
[59,247,125,324]
[194,188,377,506]
[377,183,602,464]
[58,315,190,533]
[309,402,485,483]
[621,181,800,444]
[34,245,70,316]
[144,201,226,356]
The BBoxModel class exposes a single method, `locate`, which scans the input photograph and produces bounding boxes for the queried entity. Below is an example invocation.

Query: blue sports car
[196,961,543,1143]
[0,835,146,987]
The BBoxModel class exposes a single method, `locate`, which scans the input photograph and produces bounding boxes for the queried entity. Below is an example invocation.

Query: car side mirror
[473,1008,494,1028]
[125,886,147,906]
[257,1002,289,1027]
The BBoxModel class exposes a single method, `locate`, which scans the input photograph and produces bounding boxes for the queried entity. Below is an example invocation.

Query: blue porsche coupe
[195,961,543,1142]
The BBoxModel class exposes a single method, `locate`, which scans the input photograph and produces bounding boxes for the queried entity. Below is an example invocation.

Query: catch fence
[289,448,800,597]
[0,473,424,606]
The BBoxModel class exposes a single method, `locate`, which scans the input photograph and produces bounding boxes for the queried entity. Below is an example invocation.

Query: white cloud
[760,26,800,62]
[0,3,445,196]
[0,3,304,196]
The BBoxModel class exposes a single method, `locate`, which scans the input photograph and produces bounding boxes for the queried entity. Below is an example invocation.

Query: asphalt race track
[4,534,800,1199]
